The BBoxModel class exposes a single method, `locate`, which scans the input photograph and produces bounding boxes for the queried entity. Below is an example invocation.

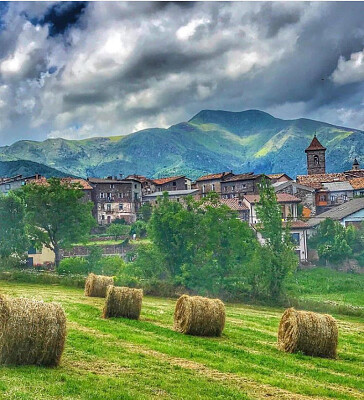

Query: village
[1,135,363,268]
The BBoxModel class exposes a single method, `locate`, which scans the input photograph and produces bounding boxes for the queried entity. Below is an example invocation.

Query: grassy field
[0,280,363,400]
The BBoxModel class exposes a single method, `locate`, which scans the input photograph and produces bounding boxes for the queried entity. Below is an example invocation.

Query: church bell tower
[305,135,326,175]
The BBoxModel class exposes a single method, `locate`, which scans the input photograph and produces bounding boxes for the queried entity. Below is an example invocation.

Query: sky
[0,1,363,145]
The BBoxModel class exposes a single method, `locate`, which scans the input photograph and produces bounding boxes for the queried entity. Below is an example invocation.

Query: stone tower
[305,135,326,175]
[352,158,360,171]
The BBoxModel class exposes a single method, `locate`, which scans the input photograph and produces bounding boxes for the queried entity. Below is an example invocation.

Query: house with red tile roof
[195,171,234,197]
[152,175,192,192]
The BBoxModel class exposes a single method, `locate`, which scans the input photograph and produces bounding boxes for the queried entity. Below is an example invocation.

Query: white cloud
[331,49,364,85]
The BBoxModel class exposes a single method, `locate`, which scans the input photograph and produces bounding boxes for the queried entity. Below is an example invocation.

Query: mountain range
[0,110,362,180]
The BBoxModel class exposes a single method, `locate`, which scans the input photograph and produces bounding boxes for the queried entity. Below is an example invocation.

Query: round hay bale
[174,294,225,337]
[84,273,114,298]
[0,295,66,366]
[277,308,338,358]
[103,286,143,319]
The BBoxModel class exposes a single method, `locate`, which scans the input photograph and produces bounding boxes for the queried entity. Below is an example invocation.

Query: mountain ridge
[0,109,362,180]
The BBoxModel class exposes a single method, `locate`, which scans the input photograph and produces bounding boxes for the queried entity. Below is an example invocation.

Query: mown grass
[0,281,363,400]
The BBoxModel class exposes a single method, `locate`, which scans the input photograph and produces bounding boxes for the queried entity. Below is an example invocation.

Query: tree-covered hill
[0,160,68,178]
[0,110,362,179]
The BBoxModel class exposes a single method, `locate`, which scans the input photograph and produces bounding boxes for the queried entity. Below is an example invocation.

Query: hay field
[0,281,362,400]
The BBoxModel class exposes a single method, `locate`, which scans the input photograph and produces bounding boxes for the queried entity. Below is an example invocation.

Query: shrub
[57,257,88,275]
[99,256,125,276]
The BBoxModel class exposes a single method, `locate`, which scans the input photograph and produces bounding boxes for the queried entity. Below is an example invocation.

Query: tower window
[314,155,320,166]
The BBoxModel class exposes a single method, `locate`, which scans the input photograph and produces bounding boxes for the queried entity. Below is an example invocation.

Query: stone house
[142,189,199,205]
[267,173,292,184]
[125,174,156,196]
[195,171,234,197]
[152,175,191,192]
[242,193,308,262]
[349,177,364,197]
[273,180,316,216]
[0,174,42,194]
[219,198,249,222]
[88,177,142,224]
[220,173,267,199]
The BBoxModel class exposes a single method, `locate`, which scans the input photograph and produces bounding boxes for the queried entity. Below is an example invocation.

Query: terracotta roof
[296,173,347,189]
[152,175,185,185]
[87,177,132,184]
[61,178,93,190]
[305,135,326,152]
[220,198,249,211]
[267,173,292,180]
[349,177,364,190]
[244,193,301,204]
[196,172,233,182]
[223,173,260,182]
[125,174,150,183]
[26,177,93,190]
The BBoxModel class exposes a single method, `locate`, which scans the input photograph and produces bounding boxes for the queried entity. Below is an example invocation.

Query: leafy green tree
[310,218,361,264]
[130,220,147,238]
[106,222,130,240]
[86,245,103,273]
[18,178,95,267]
[255,178,297,299]
[138,203,153,222]
[0,192,29,259]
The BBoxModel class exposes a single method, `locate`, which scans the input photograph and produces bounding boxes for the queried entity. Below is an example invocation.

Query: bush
[99,256,125,276]
[57,257,88,275]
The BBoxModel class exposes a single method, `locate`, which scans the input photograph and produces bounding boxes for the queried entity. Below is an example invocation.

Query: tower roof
[305,135,326,152]
[353,158,359,166]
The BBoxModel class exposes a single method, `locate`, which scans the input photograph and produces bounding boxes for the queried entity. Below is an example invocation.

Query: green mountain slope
[0,160,68,178]
[0,110,362,179]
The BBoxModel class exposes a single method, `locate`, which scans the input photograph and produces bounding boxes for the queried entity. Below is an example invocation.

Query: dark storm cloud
[0,2,363,143]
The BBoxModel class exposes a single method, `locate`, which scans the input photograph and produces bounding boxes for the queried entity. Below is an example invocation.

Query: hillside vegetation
[0,160,68,178]
[0,110,362,179]
[0,280,362,400]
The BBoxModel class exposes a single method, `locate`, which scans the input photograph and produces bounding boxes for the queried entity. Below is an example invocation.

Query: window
[319,195,326,202]
[211,183,215,191]
[101,215,105,220]
[241,184,246,189]
[202,184,206,193]
[135,184,137,189]
[100,192,105,199]
[106,204,111,212]
[110,184,114,189]
[107,192,111,200]
[173,181,176,186]
[232,186,235,192]
[5,184,10,190]
[118,192,123,198]
[314,155,320,166]
[223,186,227,192]
[291,233,300,244]
[119,203,123,211]
[101,203,105,210]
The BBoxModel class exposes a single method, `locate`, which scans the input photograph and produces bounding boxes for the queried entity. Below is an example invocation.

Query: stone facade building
[195,171,234,197]
[152,175,191,192]
[220,173,267,199]
[88,177,142,224]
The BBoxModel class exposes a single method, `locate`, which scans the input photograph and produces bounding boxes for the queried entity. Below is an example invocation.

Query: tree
[255,178,297,299]
[0,192,29,260]
[106,222,130,240]
[18,178,95,267]
[309,218,360,264]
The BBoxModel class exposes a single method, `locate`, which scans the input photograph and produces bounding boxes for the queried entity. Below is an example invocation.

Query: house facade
[152,175,191,192]
[221,173,267,199]
[125,175,156,196]
[88,177,142,224]
[195,171,234,197]
[142,189,199,205]
[242,193,308,261]
[0,174,42,194]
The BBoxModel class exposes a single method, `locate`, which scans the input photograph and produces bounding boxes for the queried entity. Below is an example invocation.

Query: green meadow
[0,275,363,400]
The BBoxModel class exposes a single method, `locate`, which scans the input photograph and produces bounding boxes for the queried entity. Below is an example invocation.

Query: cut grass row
[0,281,363,400]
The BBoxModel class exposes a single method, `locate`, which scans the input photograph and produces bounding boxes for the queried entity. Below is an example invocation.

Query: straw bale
[103,286,143,319]
[84,273,114,297]
[0,295,66,366]
[277,308,338,358]
[174,294,225,336]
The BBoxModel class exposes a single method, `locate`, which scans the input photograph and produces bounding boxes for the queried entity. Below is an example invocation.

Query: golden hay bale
[102,286,143,319]
[84,273,114,297]
[0,295,66,366]
[174,294,225,337]
[277,308,338,358]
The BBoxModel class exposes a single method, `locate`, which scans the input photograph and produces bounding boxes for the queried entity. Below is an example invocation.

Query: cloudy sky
[0,1,363,145]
